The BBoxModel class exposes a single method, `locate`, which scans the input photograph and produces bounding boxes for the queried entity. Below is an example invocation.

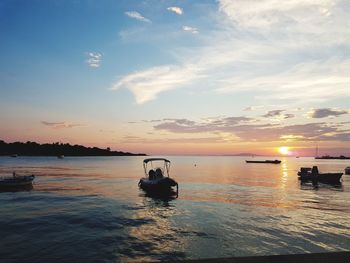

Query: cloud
[262,110,295,119]
[182,26,199,34]
[152,116,350,142]
[113,1,350,105]
[263,110,285,118]
[111,64,203,104]
[153,116,254,134]
[125,11,151,23]
[309,108,349,118]
[86,52,102,68]
[218,0,337,33]
[41,121,86,129]
[122,135,225,144]
[167,6,183,15]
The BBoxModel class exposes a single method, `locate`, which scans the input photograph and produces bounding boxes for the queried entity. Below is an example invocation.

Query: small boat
[57,155,64,159]
[0,172,35,188]
[246,160,281,164]
[315,155,350,160]
[345,167,350,175]
[10,154,18,157]
[138,158,178,195]
[298,166,343,184]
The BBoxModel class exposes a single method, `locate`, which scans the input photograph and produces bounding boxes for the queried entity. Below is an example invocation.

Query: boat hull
[139,177,178,194]
[0,175,35,188]
[246,160,281,164]
[298,172,343,184]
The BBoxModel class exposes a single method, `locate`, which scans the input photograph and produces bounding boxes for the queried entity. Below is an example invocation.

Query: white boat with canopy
[138,158,178,195]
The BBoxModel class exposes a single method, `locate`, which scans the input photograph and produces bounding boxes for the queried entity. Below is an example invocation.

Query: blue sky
[1,0,350,155]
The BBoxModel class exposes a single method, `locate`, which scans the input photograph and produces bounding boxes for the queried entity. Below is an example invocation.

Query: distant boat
[315,155,350,160]
[345,167,350,175]
[246,160,281,164]
[57,155,64,159]
[298,166,343,184]
[10,154,18,157]
[0,172,35,188]
[138,158,178,195]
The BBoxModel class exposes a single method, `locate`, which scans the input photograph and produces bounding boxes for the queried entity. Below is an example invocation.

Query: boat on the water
[246,160,281,164]
[345,167,350,175]
[0,172,35,188]
[315,155,350,160]
[298,166,343,184]
[138,158,178,195]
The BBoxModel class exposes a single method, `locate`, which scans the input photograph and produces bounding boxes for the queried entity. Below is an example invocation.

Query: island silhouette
[0,140,146,157]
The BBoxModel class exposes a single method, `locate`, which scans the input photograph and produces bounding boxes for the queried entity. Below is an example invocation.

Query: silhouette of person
[155,168,163,178]
[148,169,155,180]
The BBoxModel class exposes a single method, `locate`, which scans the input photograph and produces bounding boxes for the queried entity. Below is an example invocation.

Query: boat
[57,155,64,159]
[246,160,281,164]
[138,158,178,195]
[345,167,350,175]
[315,155,350,160]
[298,166,343,184]
[0,172,35,188]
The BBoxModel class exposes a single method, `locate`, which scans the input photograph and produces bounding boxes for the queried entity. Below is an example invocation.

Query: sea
[0,156,349,262]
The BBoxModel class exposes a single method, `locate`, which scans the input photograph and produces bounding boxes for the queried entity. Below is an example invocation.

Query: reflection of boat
[298,166,343,184]
[0,172,35,188]
[138,158,178,195]
[246,160,281,164]
[345,167,350,175]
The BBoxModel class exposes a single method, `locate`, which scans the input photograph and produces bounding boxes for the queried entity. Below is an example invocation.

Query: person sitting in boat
[155,168,163,179]
[148,169,156,180]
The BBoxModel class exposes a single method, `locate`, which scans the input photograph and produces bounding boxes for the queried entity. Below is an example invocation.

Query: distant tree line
[0,140,146,156]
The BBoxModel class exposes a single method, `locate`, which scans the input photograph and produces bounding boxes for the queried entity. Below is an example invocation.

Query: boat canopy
[143,158,171,177]
[143,158,170,163]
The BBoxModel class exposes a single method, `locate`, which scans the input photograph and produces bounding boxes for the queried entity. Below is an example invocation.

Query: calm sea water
[0,156,349,262]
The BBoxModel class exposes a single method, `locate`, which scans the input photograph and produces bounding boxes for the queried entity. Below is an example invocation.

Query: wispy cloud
[111,65,203,104]
[182,25,198,34]
[41,121,86,129]
[125,11,151,23]
[122,135,223,144]
[308,108,349,118]
[113,1,350,105]
[152,117,350,142]
[244,106,264,111]
[86,52,102,68]
[167,6,183,15]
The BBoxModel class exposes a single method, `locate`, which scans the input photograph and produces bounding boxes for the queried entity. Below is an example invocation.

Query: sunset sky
[1,0,350,156]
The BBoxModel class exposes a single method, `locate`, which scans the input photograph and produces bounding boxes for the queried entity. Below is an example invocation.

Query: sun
[278,146,290,155]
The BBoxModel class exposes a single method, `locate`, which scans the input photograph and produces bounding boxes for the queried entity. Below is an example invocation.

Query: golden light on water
[278,146,290,155]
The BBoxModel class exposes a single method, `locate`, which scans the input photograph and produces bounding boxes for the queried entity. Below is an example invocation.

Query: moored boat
[138,158,178,195]
[0,172,35,188]
[315,155,350,160]
[246,160,281,164]
[298,166,343,184]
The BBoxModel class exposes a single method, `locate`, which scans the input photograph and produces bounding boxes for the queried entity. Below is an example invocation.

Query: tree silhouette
[0,140,146,156]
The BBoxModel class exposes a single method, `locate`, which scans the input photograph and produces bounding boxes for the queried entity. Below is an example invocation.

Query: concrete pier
[161,251,350,263]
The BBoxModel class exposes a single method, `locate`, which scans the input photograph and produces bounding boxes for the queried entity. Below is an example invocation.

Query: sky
[1,0,350,156]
